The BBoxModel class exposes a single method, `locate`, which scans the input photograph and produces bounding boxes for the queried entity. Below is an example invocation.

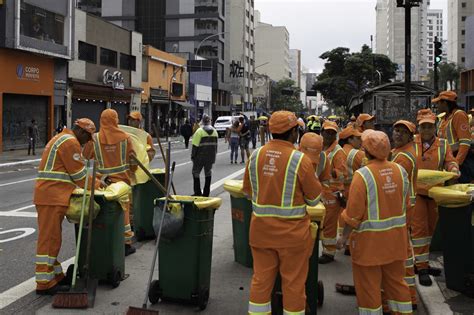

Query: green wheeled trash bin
[429,184,474,294]
[148,196,222,310]
[132,168,165,241]
[223,179,253,268]
[271,203,326,315]
[70,185,129,288]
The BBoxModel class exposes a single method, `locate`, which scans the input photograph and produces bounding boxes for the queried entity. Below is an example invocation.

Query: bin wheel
[148,280,162,305]
[198,288,209,310]
[135,228,146,242]
[317,280,324,307]
[110,269,121,288]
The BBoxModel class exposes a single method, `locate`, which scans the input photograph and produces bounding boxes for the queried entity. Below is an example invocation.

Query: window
[120,53,136,71]
[142,57,148,82]
[20,1,65,45]
[462,2,466,8]
[428,26,433,30]
[100,48,117,67]
[462,16,466,22]
[246,10,249,18]
[78,41,97,63]
[462,43,465,49]
[462,29,465,35]
[462,57,465,63]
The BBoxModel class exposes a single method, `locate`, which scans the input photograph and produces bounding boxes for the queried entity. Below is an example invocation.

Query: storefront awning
[173,101,195,110]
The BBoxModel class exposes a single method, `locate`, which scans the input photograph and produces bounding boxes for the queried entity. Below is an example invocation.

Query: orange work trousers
[35,205,67,291]
[411,195,438,270]
[321,193,341,256]
[353,260,412,315]
[248,237,314,314]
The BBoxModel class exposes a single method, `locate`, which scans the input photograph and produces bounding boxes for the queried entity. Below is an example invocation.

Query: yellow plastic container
[307,203,326,223]
[429,184,474,208]
[418,170,458,191]
[223,179,246,198]
[161,195,222,210]
[310,222,319,240]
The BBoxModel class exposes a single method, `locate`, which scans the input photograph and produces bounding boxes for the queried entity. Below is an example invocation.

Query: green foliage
[270,79,304,113]
[427,62,462,91]
[313,45,397,111]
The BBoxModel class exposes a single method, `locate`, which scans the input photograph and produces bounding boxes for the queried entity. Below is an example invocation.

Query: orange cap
[269,111,304,134]
[394,120,416,133]
[432,90,457,103]
[74,118,96,134]
[356,113,375,127]
[322,120,338,132]
[339,125,362,140]
[299,133,323,164]
[417,109,436,125]
[361,130,391,160]
[128,111,143,121]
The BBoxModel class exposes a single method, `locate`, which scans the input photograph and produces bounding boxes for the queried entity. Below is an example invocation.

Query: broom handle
[72,159,91,289]
[153,124,176,195]
[142,161,175,308]
[131,154,167,196]
[84,159,97,280]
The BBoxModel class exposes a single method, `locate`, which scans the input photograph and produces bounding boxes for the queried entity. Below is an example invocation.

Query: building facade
[253,72,271,113]
[254,11,290,82]
[375,0,428,82]
[448,0,474,66]
[427,9,445,70]
[225,0,255,112]
[68,8,142,130]
[0,0,74,152]
[289,49,301,87]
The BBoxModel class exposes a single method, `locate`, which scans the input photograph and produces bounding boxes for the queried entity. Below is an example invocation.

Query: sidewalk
[0,136,183,168]
[416,252,474,314]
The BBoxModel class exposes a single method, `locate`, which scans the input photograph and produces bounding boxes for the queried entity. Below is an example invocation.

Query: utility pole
[397,0,421,108]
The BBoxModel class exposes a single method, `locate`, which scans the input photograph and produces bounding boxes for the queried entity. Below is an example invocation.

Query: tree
[313,45,397,112]
[427,62,462,91]
[271,79,304,113]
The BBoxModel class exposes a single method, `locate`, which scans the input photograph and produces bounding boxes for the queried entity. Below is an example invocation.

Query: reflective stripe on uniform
[252,203,307,218]
[70,167,87,181]
[35,255,56,266]
[445,110,466,152]
[93,133,129,176]
[358,306,383,315]
[346,149,359,182]
[405,276,416,286]
[322,238,337,246]
[54,264,63,275]
[282,151,304,207]
[249,301,271,314]
[249,149,262,201]
[460,138,471,147]
[387,300,412,313]
[37,171,74,183]
[405,256,414,268]
[328,144,343,163]
[36,271,56,282]
[283,309,305,315]
[411,237,432,247]
[358,167,378,220]
[415,253,430,263]
[305,194,321,207]
[36,134,76,184]
[392,150,417,206]
[44,134,75,171]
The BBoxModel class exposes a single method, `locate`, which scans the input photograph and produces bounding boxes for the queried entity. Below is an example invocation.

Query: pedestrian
[299,132,331,184]
[239,115,251,163]
[391,120,418,308]
[337,129,413,315]
[27,119,39,155]
[355,113,376,133]
[191,114,218,197]
[242,110,322,315]
[34,118,98,295]
[180,119,193,149]
[413,109,459,286]
[128,111,156,161]
[319,120,347,264]
[433,90,473,183]
[249,115,259,149]
[259,118,267,146]
[84,109,137,256]
[226,120,240,164]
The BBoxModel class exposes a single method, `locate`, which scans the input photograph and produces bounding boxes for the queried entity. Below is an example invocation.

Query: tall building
[254,11,290,82]
[375,0,428,81]
[289,49,302,87]
[225,0,255,112]
[427,9,444,70]
[448,0,474,66]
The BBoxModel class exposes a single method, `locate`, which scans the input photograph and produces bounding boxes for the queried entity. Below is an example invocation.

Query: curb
[416,275,453,315]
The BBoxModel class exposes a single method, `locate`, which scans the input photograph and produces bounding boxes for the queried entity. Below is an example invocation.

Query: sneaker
[318,254,335,264]
[418,269,432,286]
[36,284,70,296]
[125,244,136,257]
[230,161,234,164]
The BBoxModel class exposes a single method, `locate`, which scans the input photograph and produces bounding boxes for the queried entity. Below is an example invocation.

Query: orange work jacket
[242,139,322,249]
[392,142,418,207]
[342,144,366,196]
[323,141,347,196]
[438,109,471,165]
[341,159,410,266]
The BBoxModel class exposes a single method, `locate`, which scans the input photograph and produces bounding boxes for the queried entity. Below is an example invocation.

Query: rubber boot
[193,177,202,196]
[418,269,433,286]
[203,176,212,197]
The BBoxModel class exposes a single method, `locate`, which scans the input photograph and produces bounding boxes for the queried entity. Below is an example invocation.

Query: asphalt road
[0,139,242,304]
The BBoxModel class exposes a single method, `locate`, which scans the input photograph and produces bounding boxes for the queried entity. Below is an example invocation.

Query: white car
[214,115,240,137]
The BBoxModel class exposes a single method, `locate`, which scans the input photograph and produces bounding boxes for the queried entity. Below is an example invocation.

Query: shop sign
[103,69,125,90]
[16,64,40,81]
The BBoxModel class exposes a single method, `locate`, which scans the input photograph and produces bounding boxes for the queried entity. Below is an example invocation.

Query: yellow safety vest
[345,148,359,184]
[443,110,471,152]
[392,147,417,206]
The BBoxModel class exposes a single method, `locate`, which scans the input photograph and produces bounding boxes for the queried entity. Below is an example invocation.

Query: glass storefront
[20,1,65,45]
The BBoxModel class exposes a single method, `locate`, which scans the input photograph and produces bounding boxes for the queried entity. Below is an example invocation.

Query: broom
[52,159,92,308]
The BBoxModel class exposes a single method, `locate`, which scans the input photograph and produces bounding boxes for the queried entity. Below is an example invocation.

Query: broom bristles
[52,292,88,309]
[126,306,160,315]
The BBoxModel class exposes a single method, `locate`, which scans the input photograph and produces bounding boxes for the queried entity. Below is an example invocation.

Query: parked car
[213,115,240,137]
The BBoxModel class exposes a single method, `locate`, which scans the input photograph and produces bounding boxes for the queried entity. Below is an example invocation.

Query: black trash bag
[153,201,184,240]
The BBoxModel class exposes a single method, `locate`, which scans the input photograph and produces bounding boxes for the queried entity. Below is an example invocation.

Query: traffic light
[434,40,443,65]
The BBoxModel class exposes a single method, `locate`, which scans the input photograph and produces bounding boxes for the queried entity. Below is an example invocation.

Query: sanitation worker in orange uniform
[338,130,413,315]
[413,109,459,286]
[355,113,375,133]
[128,111,156,162]
[319,120,347,264]
[243,111,322,315]
[299,132,331,185]
[84,109,137,256]
[391,120,418,308]
[433,91,472,182]
[34,119,99,295]
[339,125,365,198]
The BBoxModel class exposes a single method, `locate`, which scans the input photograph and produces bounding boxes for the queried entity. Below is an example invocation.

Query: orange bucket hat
[269,111,304,134]
[299,133,323,164]
[361,130,391,160]
[74,118,96,134]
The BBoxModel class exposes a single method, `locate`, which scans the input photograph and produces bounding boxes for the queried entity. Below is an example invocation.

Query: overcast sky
[255,0,448,73]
